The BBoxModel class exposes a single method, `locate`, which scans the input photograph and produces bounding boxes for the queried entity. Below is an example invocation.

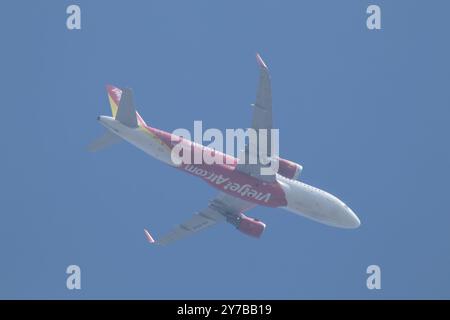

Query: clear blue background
[1,0,449,299]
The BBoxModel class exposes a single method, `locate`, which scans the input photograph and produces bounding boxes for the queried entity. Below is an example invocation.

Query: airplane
[90,54,361,245]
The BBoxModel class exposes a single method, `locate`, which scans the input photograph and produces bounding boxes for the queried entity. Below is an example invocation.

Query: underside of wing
[236,53,277,182]
[150,207,224,245]
[145,192,256,245]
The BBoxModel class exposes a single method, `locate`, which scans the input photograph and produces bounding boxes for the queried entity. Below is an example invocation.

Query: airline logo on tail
[106,84,122,118]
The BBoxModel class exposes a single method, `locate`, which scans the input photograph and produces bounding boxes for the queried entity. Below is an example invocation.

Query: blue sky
[1,0,449,299]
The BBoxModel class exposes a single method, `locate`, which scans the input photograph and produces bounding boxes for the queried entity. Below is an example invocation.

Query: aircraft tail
[89,85,147,152]
[87,131,121,152]
[106,84,147,126]
[106,84,121,117]
[115,87,138,128]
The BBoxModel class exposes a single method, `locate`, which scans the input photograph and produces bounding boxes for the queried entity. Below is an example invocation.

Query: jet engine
[277,157,303,180]
[237,214,266,238]
[227,213,266,238]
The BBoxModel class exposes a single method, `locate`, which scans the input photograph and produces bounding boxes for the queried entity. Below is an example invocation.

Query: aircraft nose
[342,205,361,229]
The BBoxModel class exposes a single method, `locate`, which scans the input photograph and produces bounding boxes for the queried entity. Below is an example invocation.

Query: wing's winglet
[256,53,268,69]
[144,229,156,244]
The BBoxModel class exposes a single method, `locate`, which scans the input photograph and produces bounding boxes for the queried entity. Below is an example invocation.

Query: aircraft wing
[252,54,273,134]
[236,54,276,182]
[145,193,255,245]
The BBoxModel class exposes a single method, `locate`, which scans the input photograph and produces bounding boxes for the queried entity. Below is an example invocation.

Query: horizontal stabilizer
[88,131,122,152]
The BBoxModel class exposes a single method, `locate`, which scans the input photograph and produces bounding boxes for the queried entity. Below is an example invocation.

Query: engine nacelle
[277,157,303,180]
[230,214,266,238]
[238,214,266,238]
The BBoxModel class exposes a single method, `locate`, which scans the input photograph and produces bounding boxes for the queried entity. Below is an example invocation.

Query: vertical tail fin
[89,85,148,152]
[115,88,138,128]
[106,84,147,126]
[106,84,122,117]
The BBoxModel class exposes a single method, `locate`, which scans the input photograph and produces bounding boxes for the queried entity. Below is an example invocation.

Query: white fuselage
[277,176,360,228]
[99,116,360,229]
